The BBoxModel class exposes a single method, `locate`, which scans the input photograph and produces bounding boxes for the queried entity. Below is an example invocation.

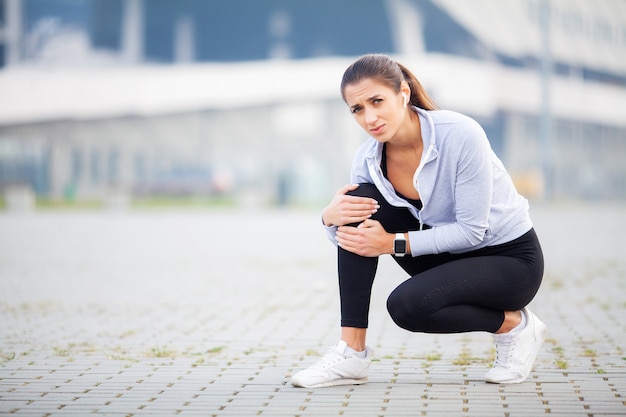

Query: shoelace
[314,348,347,369]
[493,338,515,368]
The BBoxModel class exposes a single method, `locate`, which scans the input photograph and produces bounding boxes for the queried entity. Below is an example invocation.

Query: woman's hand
[322,184,379,227]
[336,219,395,257]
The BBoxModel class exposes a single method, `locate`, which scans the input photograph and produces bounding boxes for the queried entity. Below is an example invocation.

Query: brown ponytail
[340,54,438,111]
[396,63,438,110]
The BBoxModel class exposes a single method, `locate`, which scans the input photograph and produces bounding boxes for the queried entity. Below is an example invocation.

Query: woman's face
[343,77,408,143]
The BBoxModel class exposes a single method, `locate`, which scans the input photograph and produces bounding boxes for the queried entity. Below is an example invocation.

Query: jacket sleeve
[408,120,493,255]
[323,222,339,246]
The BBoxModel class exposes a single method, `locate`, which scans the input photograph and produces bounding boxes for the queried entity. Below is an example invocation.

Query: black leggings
[338,183,544,334]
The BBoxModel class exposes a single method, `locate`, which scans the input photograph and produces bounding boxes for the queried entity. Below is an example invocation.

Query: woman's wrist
[321,209,333,227]
[388,233,396,255]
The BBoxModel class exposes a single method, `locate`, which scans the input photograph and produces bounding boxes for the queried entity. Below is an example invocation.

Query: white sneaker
[485,308,547,384]
[291,340,371,388]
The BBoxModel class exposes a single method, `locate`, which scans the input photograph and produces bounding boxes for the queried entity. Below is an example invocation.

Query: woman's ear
[400,82,411,107]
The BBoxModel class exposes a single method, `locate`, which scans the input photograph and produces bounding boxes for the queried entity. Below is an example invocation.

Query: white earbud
[402,93,408,107]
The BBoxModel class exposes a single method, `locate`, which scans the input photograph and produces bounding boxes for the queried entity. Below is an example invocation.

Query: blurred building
[0,0,625,204]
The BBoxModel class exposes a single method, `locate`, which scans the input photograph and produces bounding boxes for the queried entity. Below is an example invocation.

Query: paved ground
[0,203,625,416]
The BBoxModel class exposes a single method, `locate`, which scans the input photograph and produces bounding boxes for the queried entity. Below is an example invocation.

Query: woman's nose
[364,108,377,124]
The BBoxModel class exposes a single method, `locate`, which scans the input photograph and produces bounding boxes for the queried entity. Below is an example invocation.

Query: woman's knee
[348,183,420,233]
[343,184,383,228]
[387,289,430,332]
[346,183,382,200]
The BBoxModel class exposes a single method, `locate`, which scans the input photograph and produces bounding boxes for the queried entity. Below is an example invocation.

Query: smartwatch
[393,233,406,257]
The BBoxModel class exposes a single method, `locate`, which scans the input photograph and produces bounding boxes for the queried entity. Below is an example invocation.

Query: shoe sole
[292,377,368,388]
[486,316,548,384]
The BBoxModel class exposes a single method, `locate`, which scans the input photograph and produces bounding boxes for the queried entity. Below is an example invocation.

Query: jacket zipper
[414,143,434,230]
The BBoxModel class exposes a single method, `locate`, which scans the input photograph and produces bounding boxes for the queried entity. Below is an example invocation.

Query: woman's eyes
[351,99,383,114]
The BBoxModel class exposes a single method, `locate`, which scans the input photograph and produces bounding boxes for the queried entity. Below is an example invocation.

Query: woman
[291,54,546,388]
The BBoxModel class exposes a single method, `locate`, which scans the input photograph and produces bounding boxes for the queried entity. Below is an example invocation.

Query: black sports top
[381,144,423,210]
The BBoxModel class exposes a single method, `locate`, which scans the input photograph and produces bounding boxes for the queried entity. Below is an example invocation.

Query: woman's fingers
[335,184,379,207]
[336,219,388,257]
[336,184,360,195]
[324,185,380,227]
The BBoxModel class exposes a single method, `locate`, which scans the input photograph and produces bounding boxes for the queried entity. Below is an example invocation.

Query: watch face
[394,240,406,254]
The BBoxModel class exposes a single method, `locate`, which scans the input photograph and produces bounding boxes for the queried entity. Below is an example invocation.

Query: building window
[90,149,100,184]
[592,18,613,44]
[107,148,119,184]
[71,147,82,184]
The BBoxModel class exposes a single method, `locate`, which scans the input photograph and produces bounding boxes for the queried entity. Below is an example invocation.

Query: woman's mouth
[370,125,385,135]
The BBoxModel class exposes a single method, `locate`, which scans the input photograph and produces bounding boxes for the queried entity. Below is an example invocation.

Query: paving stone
[1,206,625,416]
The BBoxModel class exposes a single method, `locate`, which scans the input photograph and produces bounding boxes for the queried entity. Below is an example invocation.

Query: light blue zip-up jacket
[325,107,533,256]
